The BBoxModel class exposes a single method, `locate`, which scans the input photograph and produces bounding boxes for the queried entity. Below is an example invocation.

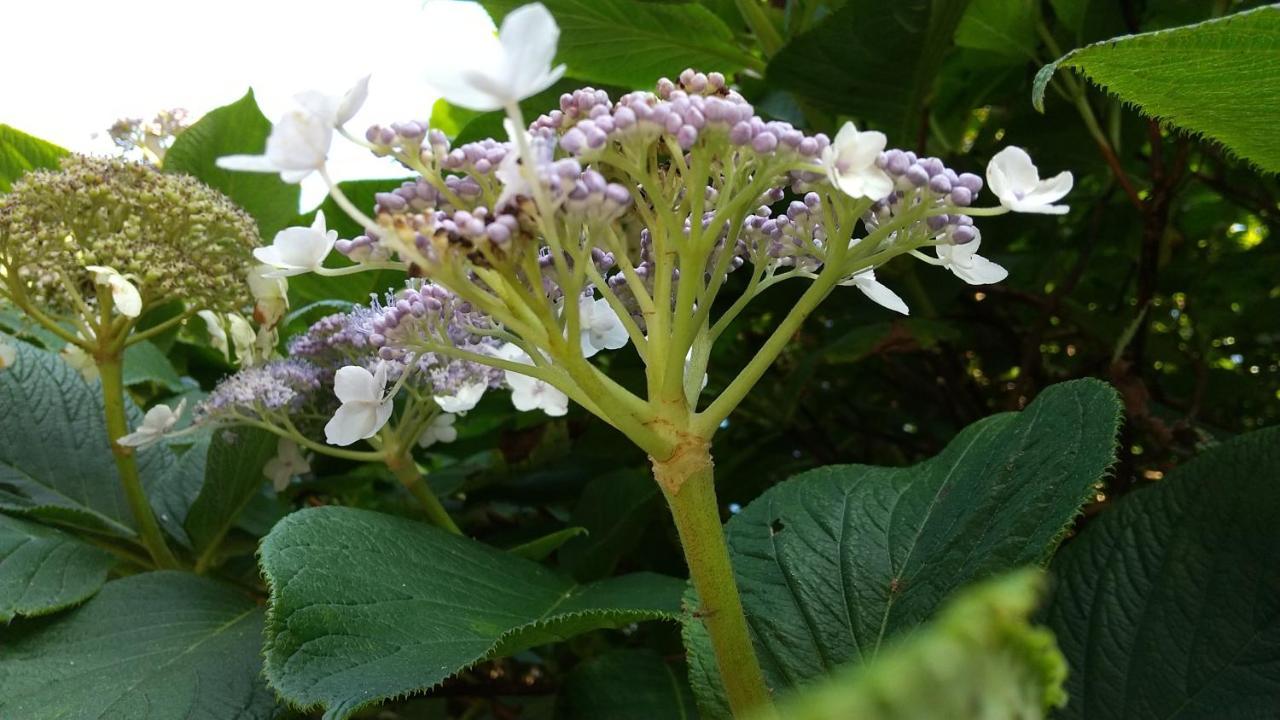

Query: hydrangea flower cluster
[0,156,259,316]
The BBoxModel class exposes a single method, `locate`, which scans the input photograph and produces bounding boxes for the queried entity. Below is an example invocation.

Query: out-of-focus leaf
[559,467,661,581]
[164,89,300,237]
[557,649,701,720]
[767,0,972,144]
[955,0,1039,59]
[184,427,277,569]
[121,340,186,392]
[0,125,67,192]
[754,571,1066,720]
[1047,426,1280,719]
[1033,6,1280,172]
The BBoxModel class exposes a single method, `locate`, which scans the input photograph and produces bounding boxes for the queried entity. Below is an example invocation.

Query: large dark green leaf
[0,513,113,622]
[686,379,1121,718]
[184,427,277,569]
[756,570,1066,720]
[164,89,300,238]
[559,467,661,581]
[0,124,67,192]
[556,649,701,720]
[260,506,686,719]
[955,0,1039,60]
[0,571,275,719]
[1046,426,1280,719]
[480,0,759,89]
[1033,6,1280,172]
[0,339,177,539]
[767,0,972,144]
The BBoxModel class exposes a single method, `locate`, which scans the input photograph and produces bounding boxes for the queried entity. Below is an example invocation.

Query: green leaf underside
[767,0,972,145]
[260,506,685,719]
[0,571,275,720]
[757,570,1066,720]
[0,339,178,539]
[163,89,301,238]
[1046,425,1280,719]
[0,124,68,192]
[557,649,701,720]
[480,0,755,89]
[0,513,113,622]
[1033,6,1280,172]
[686,379,1121,718]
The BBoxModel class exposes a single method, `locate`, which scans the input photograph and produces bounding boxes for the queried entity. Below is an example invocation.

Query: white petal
[955,255,1009,285]
[337,75,371,126]
[434,380,487,413]
[265,111,332,171]
[0,342,16,371]
[333,365,379,403]
[854,272,909,315]
[115,428,158,448]
[987,146,1039,196]
[293,90,341,125]
[324,403,378,446]
[107,274,142,317]
[215,154,280,173]
[500,3,561,98]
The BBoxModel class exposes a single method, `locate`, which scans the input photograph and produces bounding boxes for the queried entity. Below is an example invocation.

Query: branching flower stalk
[221,5,1072,715]
[0,156,260,569]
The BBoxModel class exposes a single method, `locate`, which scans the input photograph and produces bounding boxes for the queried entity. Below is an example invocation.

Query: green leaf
[0,514,113,622]
[0,571,275,719]
[686,379,1121,718]
[1046,425,1280,719]
[767,0,973,144]
[0,124,67,192]
[756,570,1066,720]
[122,340,186,392]
[164,89,300,237]
[556,649,701,720]
[480,0,759,89]
[260,506,685,719]
[559,467,662,581]
[955,0,1039,60]
[1032,6,1280,172]
[508,525,588,560]
[0,339,176,538]
[184,427,277,568]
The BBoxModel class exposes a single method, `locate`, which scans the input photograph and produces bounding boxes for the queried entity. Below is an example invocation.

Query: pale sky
[1,0,494,207]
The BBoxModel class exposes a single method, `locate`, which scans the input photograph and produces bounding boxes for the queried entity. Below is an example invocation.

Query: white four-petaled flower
[578,296,629,357]
[264,439,310,492]
[935,231,1008,285]
[422,2,566,111]
[840,268,909,315]
[216,76,369,183]
[493,343,568,416]
[325,363,395,446]
[986,146,1073,215]
[822,122,894,201]
[85,265,142,318]
[418,413,459,448]
[434,380,488,413]
[118,399,186,449]
[253,211,338,277]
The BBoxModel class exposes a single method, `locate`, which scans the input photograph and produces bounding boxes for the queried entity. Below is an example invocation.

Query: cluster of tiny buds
[195,359,326,423]
[365,284,490,359]
[868,151,985,245]
[743,192,828,269]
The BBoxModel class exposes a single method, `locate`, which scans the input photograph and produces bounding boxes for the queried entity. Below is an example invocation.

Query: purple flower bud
[952,226,977,244]
[885,150,911,175]
[905,164,930,187]
[949,186,973,205]
[729,122,753,145]
[928,175,952,194]
[958,173,983,193]
[677,124,698,149]
[752,132,778,153]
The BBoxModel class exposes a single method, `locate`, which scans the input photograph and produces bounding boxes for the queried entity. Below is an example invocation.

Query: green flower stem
[96,353,180,569]
[655,439,776,719]
[385,450,462,535]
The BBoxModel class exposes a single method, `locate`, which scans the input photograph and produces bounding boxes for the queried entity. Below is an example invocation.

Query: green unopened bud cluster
[0,155,260,315]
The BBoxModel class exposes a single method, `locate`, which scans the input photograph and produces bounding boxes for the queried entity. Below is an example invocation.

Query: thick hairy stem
[97,354,180,568]
[386,450,462,535]
[655,439,775,719]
